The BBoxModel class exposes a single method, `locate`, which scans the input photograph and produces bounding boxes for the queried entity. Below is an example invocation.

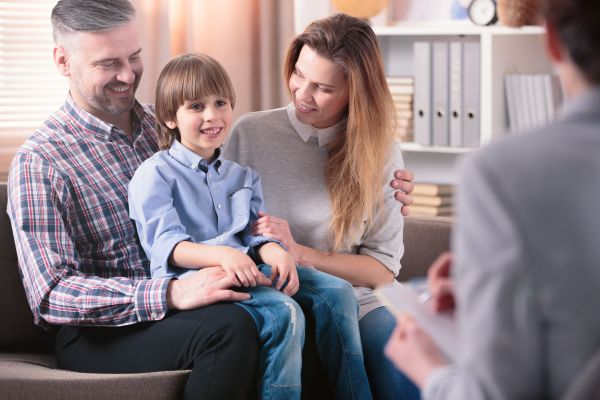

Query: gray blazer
[424,87,600,399]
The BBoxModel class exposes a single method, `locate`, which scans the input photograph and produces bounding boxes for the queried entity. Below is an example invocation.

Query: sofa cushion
[0,352,190,400]
[399,215,453,281]
[0,182,48,347]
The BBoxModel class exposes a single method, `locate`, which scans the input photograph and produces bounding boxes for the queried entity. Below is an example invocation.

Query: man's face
[64,21,143,122]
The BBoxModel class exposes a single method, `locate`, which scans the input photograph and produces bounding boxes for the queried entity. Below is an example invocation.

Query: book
[392,94,413,103]
[412,183,454,196]
[394,102,412,111]
[412,194,453,207]
[388,84,415,95]
[376,281,458,362]
[411,205,453,217]
[386,76,415,86]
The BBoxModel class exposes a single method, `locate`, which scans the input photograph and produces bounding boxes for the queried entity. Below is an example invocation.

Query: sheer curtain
[134,0,294,119]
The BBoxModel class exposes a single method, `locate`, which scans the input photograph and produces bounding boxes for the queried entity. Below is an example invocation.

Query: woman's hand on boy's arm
[257,242,299,296]
[252,211,306,265]
[390,169,415,216]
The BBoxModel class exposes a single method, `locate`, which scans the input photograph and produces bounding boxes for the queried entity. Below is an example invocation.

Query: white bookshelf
[376,22,552,183]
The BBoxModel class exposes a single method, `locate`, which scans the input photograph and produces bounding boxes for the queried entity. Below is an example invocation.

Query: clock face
[468,0,498,26]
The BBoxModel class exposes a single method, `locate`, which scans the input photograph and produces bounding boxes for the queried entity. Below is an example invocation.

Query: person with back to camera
[129,52,374,400]
[384,0,600,398]
[6,1,263,399]
[224,13,420,400]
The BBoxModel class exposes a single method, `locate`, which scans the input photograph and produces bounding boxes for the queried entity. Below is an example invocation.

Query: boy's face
[166,95,233,161]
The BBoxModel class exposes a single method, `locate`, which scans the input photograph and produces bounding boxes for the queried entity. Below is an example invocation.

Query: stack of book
[386,76,414,142]
[411,183,454,217]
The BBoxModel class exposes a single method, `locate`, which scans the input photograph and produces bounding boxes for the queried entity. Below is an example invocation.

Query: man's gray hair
[51,0,136,45]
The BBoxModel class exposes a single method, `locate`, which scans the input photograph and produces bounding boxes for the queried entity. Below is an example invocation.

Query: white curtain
[133,0,295,120]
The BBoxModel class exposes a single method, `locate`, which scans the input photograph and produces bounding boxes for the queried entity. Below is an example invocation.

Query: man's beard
[73,75,140,116]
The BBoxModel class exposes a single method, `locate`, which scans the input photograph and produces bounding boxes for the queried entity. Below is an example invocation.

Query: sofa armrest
[398,215,453,282]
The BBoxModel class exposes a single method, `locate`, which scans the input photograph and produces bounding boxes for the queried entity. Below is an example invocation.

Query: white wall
[293,0,458,34]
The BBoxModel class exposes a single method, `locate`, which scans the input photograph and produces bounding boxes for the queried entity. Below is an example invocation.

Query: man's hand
[390,169,415,217]
[252,211,305,265]
[258,242,299,296]
[427,252,455,313]
[384,314,448,388]
[166,267,267,310]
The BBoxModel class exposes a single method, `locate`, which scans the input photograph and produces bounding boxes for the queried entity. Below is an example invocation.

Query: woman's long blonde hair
[283,13,396,250]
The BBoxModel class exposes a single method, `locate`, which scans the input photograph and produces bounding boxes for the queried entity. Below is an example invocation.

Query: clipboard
[376,281,458,362]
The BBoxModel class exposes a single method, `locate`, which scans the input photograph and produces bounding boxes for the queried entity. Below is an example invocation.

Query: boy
[129,53,369,399]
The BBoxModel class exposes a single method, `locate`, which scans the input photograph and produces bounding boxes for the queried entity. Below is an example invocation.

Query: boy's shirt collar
[168,140,222,173]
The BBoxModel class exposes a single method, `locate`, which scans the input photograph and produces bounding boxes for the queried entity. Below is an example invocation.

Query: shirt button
[207,172,211,178]
[150,312,158,320]
[217,204,222,209]
[219,238,224,243]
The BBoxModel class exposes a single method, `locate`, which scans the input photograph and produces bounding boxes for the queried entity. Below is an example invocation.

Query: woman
[223,13,418,400]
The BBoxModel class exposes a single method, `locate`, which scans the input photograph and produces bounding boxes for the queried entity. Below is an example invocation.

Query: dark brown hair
[544,0,600,84]
[154,53,236,149]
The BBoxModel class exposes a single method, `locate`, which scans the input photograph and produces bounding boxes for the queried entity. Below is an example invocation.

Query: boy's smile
[166,96,233,162]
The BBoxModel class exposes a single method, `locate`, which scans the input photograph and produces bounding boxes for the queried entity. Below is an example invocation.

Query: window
[0,0,68,139]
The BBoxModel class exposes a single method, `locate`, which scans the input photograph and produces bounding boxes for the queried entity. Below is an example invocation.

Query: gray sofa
[0,181,452,399]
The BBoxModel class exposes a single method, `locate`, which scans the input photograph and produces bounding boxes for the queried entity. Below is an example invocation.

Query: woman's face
[288,45,349,129]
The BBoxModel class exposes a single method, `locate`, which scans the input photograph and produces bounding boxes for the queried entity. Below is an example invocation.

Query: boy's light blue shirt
[128,140,274,279]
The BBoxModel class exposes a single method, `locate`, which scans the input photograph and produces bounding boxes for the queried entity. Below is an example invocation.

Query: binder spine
[413,42,432,145]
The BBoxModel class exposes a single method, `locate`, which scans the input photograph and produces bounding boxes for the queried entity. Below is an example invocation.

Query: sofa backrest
[0,181,48,347]
[398,215,452,281]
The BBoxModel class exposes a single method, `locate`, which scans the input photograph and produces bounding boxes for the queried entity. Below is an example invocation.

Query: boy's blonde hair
[155,53,236,150]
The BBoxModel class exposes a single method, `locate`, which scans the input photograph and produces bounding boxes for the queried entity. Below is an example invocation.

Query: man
[6,1,264,398]
[385,0,600,398]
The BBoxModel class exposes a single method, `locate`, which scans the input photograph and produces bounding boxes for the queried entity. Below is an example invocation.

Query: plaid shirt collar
[63,94,147,142]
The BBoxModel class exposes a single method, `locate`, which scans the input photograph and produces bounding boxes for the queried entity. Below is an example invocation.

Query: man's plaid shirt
[7,96,171,330]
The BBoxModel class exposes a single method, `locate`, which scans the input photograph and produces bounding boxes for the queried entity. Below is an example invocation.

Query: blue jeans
[293,266,372,400]
[237,265,304,400]
[360,306,421,400]
[238,264,372,400]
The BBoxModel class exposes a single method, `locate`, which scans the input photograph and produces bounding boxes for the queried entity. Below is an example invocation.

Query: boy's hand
[258,243,299,296]
[219,246,267,287]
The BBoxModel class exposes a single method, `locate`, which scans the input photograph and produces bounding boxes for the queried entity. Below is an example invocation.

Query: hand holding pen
[425,252,455,313]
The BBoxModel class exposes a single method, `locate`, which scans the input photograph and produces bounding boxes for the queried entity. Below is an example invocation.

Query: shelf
[378,22,550,184]
[399,142,475,154]
[373,22,545,37]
